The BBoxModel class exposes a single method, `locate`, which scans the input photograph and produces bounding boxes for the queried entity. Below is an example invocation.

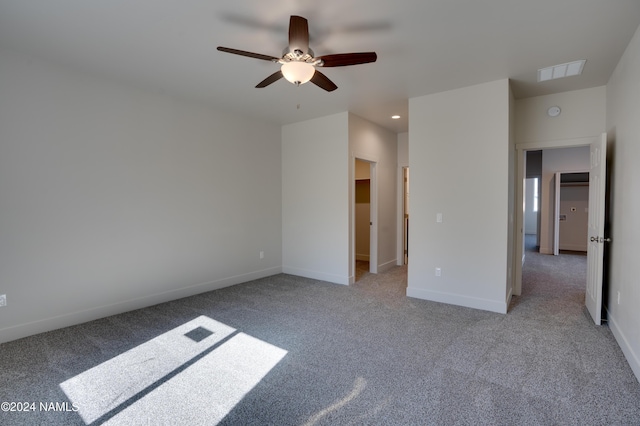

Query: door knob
[590,236,596,242]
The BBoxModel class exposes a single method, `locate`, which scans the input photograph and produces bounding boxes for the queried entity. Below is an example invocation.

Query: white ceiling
[1,1,639,133]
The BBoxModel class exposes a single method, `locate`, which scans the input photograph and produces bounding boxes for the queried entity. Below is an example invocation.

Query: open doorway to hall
[524,176,540,250]
[515,135,607,324]
[523,173,590,258]
[521,147,589,294]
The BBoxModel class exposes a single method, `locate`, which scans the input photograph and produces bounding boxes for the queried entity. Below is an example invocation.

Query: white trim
[515,136,599,151]
[282,266,349,286]
[514,148,525,296]
[554,172,561,256]
[506,285,513,310]
[377,258,398,273]
[558,244,587,252]
[406,286,507,314]
[369,162,378,274]
[539,246,554,255]
[0,266,282,344]
[397,166,406,265]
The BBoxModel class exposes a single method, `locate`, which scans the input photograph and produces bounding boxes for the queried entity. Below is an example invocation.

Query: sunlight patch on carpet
[59,315,287,425]
[303,377,367,426]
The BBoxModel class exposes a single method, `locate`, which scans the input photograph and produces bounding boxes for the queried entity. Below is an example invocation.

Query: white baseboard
[0,266,282,345]
[282,266,349,285]
[353,258,397,273]
[377,259,398,273]
[406,286,507,314]
[506,285,513,309]
[608,311,640,383]
[559,244,587,252]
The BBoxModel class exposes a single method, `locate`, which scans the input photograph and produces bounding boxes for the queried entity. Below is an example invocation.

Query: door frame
[553,170,589,256]
[403,167,409,265]
[351,155,378,282]
[514,136,600,296]
[396,166,409,265]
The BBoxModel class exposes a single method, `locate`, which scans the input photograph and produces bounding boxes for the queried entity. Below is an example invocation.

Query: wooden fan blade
[310,70,338,92]
[317,52,377,67]
[289,15,309,55]
[217,46,279,62]
[256,71,283,88]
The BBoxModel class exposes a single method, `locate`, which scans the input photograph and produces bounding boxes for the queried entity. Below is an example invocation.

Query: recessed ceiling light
[538,60,586,82]
[391,115,401,119]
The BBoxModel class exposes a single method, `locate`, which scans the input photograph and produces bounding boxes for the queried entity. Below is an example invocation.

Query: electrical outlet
[435,268,441,277]
[259,251,265,260]
[0,294,6,307]
[617,291,621,305]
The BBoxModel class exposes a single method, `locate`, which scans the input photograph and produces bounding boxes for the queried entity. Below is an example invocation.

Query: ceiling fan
[217,15,377,92]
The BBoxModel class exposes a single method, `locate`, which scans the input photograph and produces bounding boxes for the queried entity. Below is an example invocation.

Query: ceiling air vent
[538,60,586,82]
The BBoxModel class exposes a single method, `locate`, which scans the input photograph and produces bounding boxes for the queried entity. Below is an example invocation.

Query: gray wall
[0,47,283,343]
[281,112,398,284]
[605,22,640,381]
[515,87,606,143]
[281,113,350,284]
[408,79,511,314]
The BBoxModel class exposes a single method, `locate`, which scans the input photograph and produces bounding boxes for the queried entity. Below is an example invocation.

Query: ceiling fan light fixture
[281,61,315,85]
[218,15,375,92]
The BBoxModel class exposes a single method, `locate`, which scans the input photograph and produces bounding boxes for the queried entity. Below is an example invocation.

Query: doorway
[354,158,377,281]
[514,135,607,325]
[553,172,589,255]
[516,143,590,293]
[524,177,540,251]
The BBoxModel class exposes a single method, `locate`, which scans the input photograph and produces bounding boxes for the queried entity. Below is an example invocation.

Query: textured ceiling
[1,0,639,133]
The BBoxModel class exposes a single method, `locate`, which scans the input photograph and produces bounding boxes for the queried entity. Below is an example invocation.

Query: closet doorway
[354,158,377,281]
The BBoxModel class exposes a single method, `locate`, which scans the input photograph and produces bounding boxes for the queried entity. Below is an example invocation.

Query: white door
[368,160,378,274]
[554,172,561,256]
[586,133,608,325]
